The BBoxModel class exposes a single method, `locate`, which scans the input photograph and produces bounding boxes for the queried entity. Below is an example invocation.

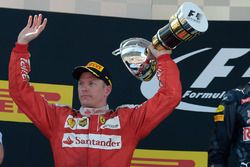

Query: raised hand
[147,44,172,58]
[17,14,47,44]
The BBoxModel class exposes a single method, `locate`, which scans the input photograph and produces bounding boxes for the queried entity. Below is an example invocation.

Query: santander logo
[141,48,250,113]
[63,136,74,145]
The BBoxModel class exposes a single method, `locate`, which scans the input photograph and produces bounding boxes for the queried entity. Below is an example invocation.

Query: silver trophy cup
[112,2,208,81]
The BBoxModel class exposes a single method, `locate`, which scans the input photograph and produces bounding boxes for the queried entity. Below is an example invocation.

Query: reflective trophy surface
[112,2,208,81]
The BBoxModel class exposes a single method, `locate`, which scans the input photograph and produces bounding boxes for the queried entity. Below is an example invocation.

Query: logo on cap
[86,62,104,72]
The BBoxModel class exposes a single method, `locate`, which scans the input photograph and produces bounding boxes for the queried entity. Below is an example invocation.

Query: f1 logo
[243,127,250,141]
[188,10,201,21]
[191,48,250,88]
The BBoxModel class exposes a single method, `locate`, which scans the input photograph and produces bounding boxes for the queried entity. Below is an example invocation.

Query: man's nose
[79,85,88,92]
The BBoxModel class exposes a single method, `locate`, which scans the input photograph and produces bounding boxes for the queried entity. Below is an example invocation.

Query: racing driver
[209,82,250,167]
[8,14,182,167]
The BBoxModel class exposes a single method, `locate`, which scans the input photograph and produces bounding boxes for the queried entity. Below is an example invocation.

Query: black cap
[72,61,112,86]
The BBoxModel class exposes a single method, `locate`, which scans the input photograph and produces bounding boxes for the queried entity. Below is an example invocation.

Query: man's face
[78,72,112,108]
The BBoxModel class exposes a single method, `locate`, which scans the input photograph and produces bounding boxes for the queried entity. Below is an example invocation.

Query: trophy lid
[177,2,208,33]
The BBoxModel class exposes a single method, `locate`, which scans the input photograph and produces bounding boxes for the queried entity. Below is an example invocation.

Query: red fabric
[8,43,182,167]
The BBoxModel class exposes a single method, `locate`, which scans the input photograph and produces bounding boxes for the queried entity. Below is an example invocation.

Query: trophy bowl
[112,38,157,81]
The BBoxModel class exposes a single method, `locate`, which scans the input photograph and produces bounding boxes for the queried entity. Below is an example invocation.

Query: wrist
[17,36,29,44]
[17,40,28,45]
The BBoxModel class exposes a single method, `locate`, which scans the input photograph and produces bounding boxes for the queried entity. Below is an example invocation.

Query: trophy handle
[112,49,121,56]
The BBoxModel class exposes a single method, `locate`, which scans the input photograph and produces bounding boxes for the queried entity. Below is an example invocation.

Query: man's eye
[89,82,95,86]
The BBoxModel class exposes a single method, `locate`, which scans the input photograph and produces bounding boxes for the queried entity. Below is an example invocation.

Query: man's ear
[105,85,112,97]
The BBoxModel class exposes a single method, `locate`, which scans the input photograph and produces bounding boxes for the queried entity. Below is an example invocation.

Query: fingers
[26,15,32,28]
[29,14,45,30]
[147,44,154,51]
[31,15,37,29]
[147,44,158,56]
[37,18,47,33]
[37,14,42,26]
[18,14,47,44]
[147,44,172,58]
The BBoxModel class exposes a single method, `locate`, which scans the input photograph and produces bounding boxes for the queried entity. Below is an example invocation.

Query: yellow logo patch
[67,118,76,128]
[78,118,88,127]
[86,62,104,72]
[214,114,224,122]
[99,116,106,124]
[216,105,225,113]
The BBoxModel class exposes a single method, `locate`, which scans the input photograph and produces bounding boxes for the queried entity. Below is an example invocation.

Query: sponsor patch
[20,57,30,81]
[62,133,122,150]
[78,117,88,127]
[216,105,225,113]
[214,114,224,122]
[243,127,250,142]
[100,116,121,129]
[99,116,106,124]
[64,115,89,130]
[67,118,76,128]
[86,62,104,72]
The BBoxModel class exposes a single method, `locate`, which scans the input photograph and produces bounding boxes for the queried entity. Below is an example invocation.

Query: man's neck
[79,105,110,116]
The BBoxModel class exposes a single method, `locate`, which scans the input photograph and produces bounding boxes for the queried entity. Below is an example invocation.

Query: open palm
[17,14,47,44]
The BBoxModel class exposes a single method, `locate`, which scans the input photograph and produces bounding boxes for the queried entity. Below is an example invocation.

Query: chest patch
[64,115,89,130]
[62,133,122,150]
[99,116,121,129]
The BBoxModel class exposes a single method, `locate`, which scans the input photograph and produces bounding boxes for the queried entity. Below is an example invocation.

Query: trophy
[112,2,208,81]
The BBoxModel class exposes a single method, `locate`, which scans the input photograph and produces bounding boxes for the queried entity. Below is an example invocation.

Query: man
[208,82,250,167]
[8,14,182,167]
[0,132,3,165]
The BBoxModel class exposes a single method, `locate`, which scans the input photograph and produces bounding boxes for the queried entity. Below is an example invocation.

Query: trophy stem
[152,24,183,50]
[152,35,166,51]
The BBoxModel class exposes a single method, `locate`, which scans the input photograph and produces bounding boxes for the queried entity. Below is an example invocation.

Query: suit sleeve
[208,90,239,167]
[124,54,182,140]
[8,43,57,138]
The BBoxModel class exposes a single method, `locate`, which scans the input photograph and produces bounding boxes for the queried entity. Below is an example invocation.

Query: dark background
[0,8,249,167]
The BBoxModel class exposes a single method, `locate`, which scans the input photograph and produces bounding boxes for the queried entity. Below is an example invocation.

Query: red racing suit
[8,43,182,167]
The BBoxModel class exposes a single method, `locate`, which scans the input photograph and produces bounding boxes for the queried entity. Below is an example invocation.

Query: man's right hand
[147,44,172,59]
[17,14,47,44]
